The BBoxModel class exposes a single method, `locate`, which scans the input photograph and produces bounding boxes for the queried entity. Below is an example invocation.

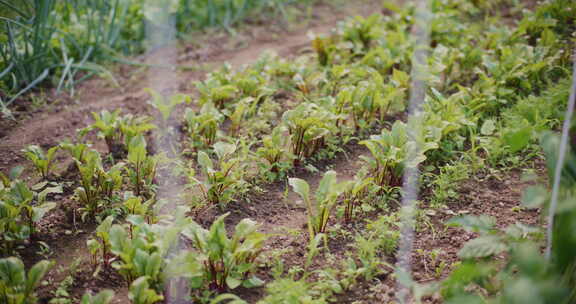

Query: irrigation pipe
[545,49,576,261]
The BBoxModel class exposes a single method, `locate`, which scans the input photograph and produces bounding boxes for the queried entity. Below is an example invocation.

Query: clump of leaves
[169,213,268,293]
[282,103,337,166]
[128,276,163,304]
[341,177,373,223]
[0,257,53,304]
[80,290,115,304]
[289,170,347,238]
[22,145,59,180]
[0,168,61,252]
[125,136,158,198]
[81,109,155,159]
[360,121,438,188]
[107,215,182,287]
[74,151,123,220]
[256,126,293,181]
[87,216,115,268]
[189,142,247,207]
[184,103,223,150]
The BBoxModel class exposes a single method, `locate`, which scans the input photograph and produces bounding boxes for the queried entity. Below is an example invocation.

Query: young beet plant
[256,125,293,181]
[360,120,437,188]
[125,136,158,198]
[282,103,337,166]
[81,109,155,159]
[184,103,223,150]
[74,150,123,219]
[0,257,53,304]
[169,213,268,292]
[0,169,61,251]
[22,145,59,180]
[190,142,246,206]
[289,170,347,238]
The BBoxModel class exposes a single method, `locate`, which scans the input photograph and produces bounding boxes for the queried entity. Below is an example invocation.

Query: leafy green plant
[80,290,114,304]
[146,88,189,123]
[108,216,182,287]
[361,121,438,188]
[184,103,223,149]
[81,109,155,158]
[341,177,373,223]
[87,216,115,268]
[74,151,124,219]
[257,277,327,304]
[125,136,158,198]
[0,257,53,304]
[190,142,247,206]
[340,14,383,52]
[282,103,337,166]
[170,213,268,292]
[59,140,92,165]
[128,276,163,304]
[0,172,60,251]
[22,145,59,180]
[256,126,293,181]
[289,170,346,238]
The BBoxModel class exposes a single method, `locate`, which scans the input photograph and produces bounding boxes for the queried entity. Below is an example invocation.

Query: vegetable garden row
[1,0,575,303]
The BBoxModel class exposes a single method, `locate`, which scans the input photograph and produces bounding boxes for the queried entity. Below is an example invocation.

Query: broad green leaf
[198,151,214,171]
[458,236,508,259]
[288,178,310,204]
[503,127,531,153]
[480,119,496,135]
[446,215,496,234]
[226,276,242,289]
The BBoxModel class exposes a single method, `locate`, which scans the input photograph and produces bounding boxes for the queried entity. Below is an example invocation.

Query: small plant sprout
[74,150,124,219]
[81,109,156,158]
[126,136,158,198]
[190,142,247,206]
[22,145,59,180]
[145,88,190,123]
[289,170,347,238]
[171,213,268,292]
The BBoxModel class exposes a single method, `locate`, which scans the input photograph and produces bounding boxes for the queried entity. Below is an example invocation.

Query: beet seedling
[191,142,247,206]
[289,170,347,238]
[184,104,223,149]
[22,145,59,180]
[74,151,124,219]
[0,257,53,304]
[126,136,158,198]
[170,213,268,292]
[81,109,155,159]
[282,103,337,166]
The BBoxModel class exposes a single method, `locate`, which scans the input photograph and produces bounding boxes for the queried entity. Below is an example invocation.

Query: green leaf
[503,127,531,153]
[25,260,53,295]
[521,185,548,208]
[242,276,265,288]
[226,276,242,289]
[198,151,213,171]
[480,119,496,136]
[446,215,496,234]
[458,236,508,259]
[288,178,310,203]
[214,142,236,160]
